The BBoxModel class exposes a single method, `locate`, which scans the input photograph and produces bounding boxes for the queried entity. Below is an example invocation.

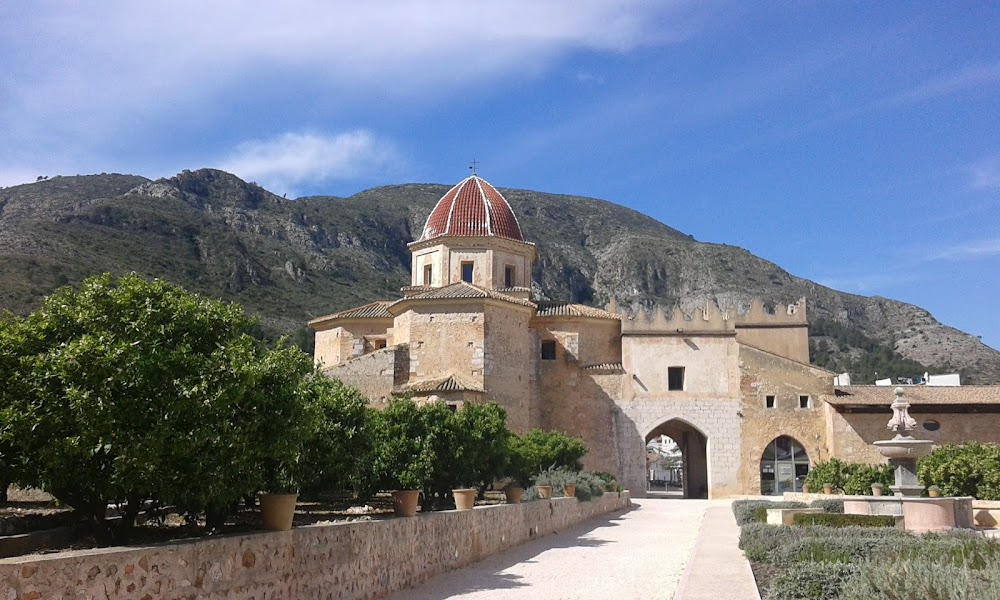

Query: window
[765,395,776,409]
[541,340,556,360]
[760,436,810,495]
[799,395,810,409]
[461,262,474,283]
[667,367,685,391]
[372,339,386,350]
[423,264,432,285]
[504,265,515,288]
[923,420,941,432]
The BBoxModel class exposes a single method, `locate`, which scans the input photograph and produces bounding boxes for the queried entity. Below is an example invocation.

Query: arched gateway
[646,419,709,499]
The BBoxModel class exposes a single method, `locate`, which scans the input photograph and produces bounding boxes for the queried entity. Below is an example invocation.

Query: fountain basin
[873,438,934,460]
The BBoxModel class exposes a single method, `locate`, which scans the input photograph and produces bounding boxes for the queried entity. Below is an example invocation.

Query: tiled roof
[400,373,485,393]
[308,301,393,326]
[582,362,625,372]
[535,301,621,320]
[419,175,524,242]
[829,386,1000,406]
[395,282,536,308]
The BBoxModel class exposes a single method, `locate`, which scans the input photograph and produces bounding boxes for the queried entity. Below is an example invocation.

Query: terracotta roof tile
[420,175,524,242]
[394,282,536,308]
[308,301,393,327]
[582,362,625,372]
[399,373,485,393]
[535,301,622,320]
[829,386,1000,406]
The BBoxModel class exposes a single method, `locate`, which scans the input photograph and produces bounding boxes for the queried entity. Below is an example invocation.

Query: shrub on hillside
[765,562,858,600]
[918,442,1000,499]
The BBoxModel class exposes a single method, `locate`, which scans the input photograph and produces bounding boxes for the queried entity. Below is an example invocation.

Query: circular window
[923,420,941,432]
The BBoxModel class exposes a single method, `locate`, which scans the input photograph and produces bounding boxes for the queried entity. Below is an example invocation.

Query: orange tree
[0,273,315,542]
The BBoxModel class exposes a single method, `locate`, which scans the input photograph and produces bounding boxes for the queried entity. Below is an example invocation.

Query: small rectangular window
[505,265,515,288]
[461,262,474,283]
[765,395,775,409]
[799,395,810,409]
[668,366,685,391]
[423,264,433,285]
[541,340,556,360]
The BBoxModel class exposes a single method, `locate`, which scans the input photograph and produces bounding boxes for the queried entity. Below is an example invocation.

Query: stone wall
[0,493,630,600]
[322,347,405,405]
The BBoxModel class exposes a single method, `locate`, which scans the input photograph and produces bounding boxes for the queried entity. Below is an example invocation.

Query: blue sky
[2,1,998,350]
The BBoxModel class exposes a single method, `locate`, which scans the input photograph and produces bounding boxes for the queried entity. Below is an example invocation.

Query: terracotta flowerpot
[392,490,420,517]
[504,486,524,504]
[823,484,833,495]
[929,488,941,498]
[453,488,477,510]
[563,484,577,498]
[537,485,553,499]
[801,485,810,494]
[259,493,298,531]
[872,486,883,497]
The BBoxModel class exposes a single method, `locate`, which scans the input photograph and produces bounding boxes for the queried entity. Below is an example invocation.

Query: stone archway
[760,435,810,495]
[646,419,709,499]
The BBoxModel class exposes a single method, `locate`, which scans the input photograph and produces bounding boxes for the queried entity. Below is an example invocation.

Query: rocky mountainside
[1,169,997,383]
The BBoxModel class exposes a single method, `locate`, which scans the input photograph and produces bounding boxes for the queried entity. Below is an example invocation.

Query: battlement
[616,297,807,334]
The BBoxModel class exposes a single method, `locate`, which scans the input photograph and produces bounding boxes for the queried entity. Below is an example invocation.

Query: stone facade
[0,494,630,600]
[309,175,1000,499]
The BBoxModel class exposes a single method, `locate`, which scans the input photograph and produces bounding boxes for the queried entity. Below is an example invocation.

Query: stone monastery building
[309,175,1000,498]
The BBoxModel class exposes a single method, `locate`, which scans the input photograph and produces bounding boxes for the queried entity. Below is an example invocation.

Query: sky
[2,1,998,350]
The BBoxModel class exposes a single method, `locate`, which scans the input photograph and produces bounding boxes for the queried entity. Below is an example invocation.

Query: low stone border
[765,507,824,526]
[1,491,630,600]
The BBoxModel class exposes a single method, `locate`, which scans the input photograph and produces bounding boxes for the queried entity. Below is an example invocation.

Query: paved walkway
[384,498,759,600]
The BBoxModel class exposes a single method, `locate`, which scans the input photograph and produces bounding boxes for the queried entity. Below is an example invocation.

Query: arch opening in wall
[645,419,708,499]
[760,435,810,496]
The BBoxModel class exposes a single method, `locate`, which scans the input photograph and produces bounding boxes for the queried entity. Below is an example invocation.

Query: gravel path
[385,498,712,600]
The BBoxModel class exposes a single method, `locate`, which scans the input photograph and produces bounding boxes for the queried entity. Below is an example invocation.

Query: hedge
[791,513,896,528]
[732,499,806,525]
[765,562,858,600]
[840,556,1000,600]
[740,523,911,565]
[808,498,844,514]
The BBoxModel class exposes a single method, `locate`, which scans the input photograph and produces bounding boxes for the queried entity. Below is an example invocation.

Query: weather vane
[469,159,480,175]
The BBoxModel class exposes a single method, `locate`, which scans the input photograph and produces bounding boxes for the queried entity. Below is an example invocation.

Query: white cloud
[965,155,1000,190]
[218,130,402,194]
[925,239,1000,262]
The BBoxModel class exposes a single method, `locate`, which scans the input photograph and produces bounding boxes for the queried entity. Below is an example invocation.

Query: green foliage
[843,464,895,496]
[370,399,436,492]
[449,402,510,491]
[918,442,1000,499]
[507,429,588,487]
[739,523,911,564]
[802,458,853,492]
[297,377,373,497]
[732,499,805,526]
[808,498,844,514]
[529,467,606,501]
[840,556,1000,600]
[765,562,858,600]
[0,273,317,539]
[791,513,896,528]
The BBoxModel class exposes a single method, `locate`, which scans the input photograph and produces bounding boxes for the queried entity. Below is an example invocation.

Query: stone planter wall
[1,492,630,600]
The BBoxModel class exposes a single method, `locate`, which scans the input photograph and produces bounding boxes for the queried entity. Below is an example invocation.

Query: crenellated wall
[0,494,630,600]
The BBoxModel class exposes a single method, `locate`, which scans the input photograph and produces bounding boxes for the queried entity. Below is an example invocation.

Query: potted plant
[563,482,577,499]
[453,487,477,510]
[801,484,810,494]
[823,482,834,495]
[928,485,941,498]
[503,481,524,504]
[871,482,883,497]
[259,463,301,531]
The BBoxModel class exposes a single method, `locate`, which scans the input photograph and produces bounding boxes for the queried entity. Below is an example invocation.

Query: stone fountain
[873,387,934,497]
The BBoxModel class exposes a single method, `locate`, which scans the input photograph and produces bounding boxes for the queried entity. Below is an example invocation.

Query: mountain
[1,169,997,384]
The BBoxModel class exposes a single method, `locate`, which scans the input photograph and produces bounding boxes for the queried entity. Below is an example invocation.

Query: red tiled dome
[419,175,524,242]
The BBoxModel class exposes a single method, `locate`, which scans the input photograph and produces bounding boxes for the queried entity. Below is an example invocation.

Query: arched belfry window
[759,436,810,495]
